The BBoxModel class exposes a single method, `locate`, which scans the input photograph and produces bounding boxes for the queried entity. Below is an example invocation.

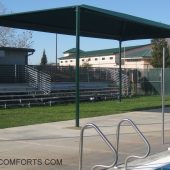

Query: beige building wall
[60,54,117,68]
[60,59,76,66]
[123,59,152,69]
[59,54,152,69]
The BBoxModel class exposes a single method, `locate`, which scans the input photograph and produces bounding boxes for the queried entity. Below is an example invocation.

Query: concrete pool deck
[0,108,170,169]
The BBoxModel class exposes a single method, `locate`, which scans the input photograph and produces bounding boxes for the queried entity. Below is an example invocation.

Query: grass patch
[0,95,169,129]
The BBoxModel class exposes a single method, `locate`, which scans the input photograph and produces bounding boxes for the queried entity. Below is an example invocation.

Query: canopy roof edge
[0,4,170,41]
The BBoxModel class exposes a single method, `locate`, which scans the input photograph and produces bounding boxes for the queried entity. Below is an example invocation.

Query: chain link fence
[0,65,169,97]
[35,65,170,96]
[132,68,170,96]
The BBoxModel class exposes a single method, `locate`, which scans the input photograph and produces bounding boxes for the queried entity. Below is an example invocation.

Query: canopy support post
[119,41,122,102]
[56,34,58,65]
[162,47,165,144]
[75,6,80,127]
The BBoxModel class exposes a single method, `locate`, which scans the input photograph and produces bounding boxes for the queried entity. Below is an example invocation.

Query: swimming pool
[132,155,170,170]
[156,164,170,170]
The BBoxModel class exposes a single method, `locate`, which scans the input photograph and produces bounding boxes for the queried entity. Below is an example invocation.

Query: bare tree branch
[0,2,33,48]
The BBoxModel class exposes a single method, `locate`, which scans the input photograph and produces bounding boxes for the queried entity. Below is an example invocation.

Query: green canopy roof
[0,4,170,41]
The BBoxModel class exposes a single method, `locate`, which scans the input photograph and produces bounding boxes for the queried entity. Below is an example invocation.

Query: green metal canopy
[0,4,170,41]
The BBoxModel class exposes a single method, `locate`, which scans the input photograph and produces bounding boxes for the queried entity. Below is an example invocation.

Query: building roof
[0,46,35,53]
[59,44,151,60]
[85,45,150,57]
[64,48,84,54]
[0,5,170,41]
[124,48,151,59]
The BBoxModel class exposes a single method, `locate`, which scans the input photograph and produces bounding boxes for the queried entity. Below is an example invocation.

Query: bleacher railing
[25,65,51,94]
[104,68,129,96]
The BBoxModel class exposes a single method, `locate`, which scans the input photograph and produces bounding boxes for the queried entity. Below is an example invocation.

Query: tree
[0,3,33,48]
[82,61,91,68]
[151,38,170,68]
[40,49,48,65]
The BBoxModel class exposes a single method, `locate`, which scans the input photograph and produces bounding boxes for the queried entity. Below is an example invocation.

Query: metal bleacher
[0,65,131,108]
[0,86,119,108]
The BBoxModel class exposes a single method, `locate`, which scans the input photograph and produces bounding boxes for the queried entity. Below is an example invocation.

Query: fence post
[14,64,17,83]
[162,47,165,144]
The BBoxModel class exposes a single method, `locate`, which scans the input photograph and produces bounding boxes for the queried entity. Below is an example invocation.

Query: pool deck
[0,108,170,170]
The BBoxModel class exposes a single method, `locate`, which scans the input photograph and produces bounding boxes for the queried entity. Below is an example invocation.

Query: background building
[0,47,35,65]
[59,44,152,69]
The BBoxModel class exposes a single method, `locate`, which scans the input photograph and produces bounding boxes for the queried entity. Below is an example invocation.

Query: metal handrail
[104,68,129,96]
[116,118,150,170]
[79,123,117,170]
[25,65,51,94]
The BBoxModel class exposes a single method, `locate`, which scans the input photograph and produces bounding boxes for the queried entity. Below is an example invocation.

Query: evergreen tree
[40,49,47,65]
[151,38,170,68]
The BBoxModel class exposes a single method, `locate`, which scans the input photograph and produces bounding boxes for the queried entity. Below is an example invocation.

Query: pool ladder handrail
[79,123,118,170]
[79,119,150,170]
[116,118,151,170]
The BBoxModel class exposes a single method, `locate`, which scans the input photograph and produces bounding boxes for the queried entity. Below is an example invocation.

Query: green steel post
[75,6,80,127]
[56,34,57,65]
[119,41,122,102]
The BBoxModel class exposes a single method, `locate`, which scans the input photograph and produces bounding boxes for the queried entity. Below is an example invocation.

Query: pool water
[156,164,170,170]
[132,155,170,170]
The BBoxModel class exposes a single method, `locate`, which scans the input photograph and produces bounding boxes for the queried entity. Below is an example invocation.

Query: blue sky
[0,0,170,64]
